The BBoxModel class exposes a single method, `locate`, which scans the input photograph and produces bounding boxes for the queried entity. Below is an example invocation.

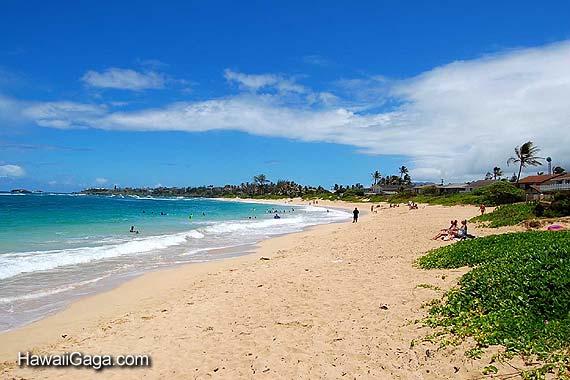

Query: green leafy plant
[470,202,537,227]
[417,231,570,379]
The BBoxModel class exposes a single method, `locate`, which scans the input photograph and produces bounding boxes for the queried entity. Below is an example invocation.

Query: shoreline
[0,201,520,379]
[0,198,354,354]
[0,197,351,334]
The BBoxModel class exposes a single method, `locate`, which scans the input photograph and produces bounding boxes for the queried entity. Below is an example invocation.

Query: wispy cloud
[4,41,570,181]
[0,142,92,152]
[303,55,331,67]
[81,68,167,91]
[94,177,108,185]
[0,164,25,178]
[224,69,306,93]
[21,101,106,128]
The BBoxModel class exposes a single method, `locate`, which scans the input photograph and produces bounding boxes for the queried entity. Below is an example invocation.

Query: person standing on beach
[479,204,486,215]
[353,207,359,223]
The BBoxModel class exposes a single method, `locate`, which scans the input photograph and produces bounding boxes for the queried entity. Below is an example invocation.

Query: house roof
[518,174,564,184]
[543,173,570,184]
[529,185,542,193]
[414,184,438,189]
[441,183,469,189]
[468,179,496,188]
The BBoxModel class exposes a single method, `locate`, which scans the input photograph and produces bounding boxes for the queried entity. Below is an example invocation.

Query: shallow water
[0,194,350,331]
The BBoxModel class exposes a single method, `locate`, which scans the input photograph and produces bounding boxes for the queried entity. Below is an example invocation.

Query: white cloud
[0,164,25,178]
[224,69,306,93]
[21,101,106,129]
[94,177,108,185]
[5,41,570,182]
[81,68,166,90]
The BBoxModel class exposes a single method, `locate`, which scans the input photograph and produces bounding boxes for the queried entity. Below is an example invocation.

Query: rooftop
[518,174,565,184]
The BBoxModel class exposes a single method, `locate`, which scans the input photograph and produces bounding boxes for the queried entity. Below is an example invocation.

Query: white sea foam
[0,230,204,280]
[0,204,349,282]
[0,276,109,304]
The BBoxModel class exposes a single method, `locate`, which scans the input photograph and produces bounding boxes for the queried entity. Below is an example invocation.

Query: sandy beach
[0,200,523,379]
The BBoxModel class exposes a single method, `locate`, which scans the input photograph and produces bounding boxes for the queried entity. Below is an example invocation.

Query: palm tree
[398,166,409,179]
[493,166,503,180]
[507,141,544,184]
[371,170,381,186]
[253,174,269,195]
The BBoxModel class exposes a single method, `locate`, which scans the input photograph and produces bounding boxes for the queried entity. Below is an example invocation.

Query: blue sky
[1,0,570,191]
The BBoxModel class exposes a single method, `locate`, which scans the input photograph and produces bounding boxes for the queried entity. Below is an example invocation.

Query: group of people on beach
[432,220,472,241]
[407,201,418,210]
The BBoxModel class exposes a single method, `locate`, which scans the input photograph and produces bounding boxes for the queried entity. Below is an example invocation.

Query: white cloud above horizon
[4,41,570,182]
[0,164,25,178]
[94,177,108,185]
[223,69,307,94]
[81,68,166,91]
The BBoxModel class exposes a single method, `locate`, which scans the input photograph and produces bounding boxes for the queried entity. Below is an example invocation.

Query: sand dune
[0,201,523,379]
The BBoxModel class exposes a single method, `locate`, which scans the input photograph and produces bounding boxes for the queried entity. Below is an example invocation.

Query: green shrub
[471,181,525,205]
[470,202,536,227]
[421,185,439,196]
[417,231,570,378]
[544,192,570,218]
[343,188,365,197]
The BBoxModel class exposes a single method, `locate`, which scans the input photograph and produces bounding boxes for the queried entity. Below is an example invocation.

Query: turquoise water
[0,193,349,331]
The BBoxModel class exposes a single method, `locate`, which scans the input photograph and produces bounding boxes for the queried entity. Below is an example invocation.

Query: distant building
[516,174,565,192]
[439,183,470,195]
[515,174,567,200]
[420,179,496,195]
[465,179,496,191]
[540,173,570,193]
[413,184,439,195]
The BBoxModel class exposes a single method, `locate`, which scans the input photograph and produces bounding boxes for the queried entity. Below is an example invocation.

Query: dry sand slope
[1,203,522,380]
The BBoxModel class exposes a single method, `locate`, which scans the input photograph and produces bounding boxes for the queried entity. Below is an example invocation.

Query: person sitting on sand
[432,220,458,240]
[454,220,468,238]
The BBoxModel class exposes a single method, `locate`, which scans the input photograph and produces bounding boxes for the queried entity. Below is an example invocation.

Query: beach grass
[470,202,537,227]
[417,231,570,379]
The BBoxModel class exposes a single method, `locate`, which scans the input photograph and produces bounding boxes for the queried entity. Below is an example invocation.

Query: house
[516,174,567,200]
[466,179,496,191]
[413,184,439,195]
[540,173,570,193]
[364,184,383,195]
[414,180,495,195]
[439,183,470,195]
[516,174,565,192]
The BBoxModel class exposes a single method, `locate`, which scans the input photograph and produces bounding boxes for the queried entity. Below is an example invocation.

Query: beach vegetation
[470,202,536,227]
[417,231,570,379]
[386,181,524,207]
[471,192,570,228]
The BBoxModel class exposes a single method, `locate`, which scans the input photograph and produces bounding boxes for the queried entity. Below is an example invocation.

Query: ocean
[0,193,350,331]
